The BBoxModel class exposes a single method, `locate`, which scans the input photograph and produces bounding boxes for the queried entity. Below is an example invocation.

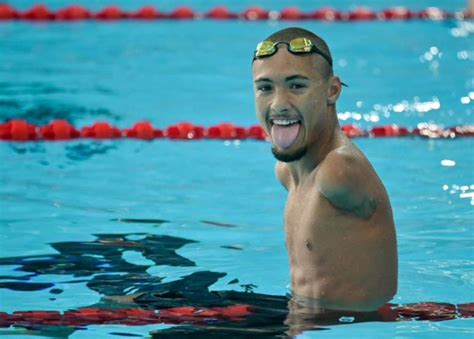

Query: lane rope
[0,302,473,328]
[0,119,473,141]
[0,305,254,328]
[0,4,472,21]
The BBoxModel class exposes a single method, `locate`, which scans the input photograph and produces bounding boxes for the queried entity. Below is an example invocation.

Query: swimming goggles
[253,37,348,87]
[253,37,333,66]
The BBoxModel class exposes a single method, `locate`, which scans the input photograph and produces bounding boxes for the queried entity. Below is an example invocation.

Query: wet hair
[263,27,333,78]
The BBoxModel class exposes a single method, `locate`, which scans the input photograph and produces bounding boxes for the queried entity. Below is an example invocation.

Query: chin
[271,145,307,162]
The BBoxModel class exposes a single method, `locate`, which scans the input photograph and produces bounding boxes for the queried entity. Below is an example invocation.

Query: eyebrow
[254,75,311,83]
[286,75,310,81]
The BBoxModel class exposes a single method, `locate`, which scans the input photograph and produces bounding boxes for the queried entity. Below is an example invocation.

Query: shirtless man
[252,27,398,313]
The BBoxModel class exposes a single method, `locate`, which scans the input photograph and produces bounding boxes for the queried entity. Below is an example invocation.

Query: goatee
[271,145,307,162]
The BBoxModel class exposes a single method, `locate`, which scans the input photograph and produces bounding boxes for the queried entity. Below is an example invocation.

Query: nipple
[305,240,312,251]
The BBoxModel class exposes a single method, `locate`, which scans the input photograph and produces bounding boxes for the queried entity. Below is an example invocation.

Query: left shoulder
[318,146,363,183]
[315,146,377,218]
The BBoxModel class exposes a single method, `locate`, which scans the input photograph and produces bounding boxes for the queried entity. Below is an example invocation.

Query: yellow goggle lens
[288,38,313,52]
[255,41,276,57]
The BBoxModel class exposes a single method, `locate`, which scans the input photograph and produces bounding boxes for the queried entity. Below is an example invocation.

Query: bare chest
[284,186,330,253]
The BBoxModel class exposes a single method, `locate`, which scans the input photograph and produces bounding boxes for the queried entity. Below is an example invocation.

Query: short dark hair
[263,27,333,77]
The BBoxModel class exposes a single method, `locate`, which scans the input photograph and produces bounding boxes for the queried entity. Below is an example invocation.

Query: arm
[316,149,377,219]
[275,161,291,191]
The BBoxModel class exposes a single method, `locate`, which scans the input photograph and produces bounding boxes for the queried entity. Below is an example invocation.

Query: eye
[289,83,306,90]
[257,84,273,92]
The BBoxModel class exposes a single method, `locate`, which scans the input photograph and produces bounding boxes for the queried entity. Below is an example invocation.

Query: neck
[287,106,343,185]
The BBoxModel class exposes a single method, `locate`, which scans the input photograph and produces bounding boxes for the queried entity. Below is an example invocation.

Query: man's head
[252,27,342,163]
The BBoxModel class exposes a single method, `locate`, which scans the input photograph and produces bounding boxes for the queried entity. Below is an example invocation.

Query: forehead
[252,48,324,81]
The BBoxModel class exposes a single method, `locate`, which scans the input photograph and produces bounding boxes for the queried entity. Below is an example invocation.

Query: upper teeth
[273,119,299,126]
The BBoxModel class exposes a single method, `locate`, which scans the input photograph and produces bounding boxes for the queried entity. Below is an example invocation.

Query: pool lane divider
[0,119,473,142]
[0,4,472,21]
[0,302,473,328]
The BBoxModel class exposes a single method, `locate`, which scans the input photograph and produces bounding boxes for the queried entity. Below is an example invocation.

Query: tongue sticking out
[271,123,300,149]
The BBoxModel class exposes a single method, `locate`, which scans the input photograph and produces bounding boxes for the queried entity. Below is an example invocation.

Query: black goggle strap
[306,45,333,67]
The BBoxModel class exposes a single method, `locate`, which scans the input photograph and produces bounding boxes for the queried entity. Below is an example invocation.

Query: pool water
[1,0,473,337]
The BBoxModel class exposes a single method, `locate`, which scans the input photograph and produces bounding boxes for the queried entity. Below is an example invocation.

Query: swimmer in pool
[252,27,398,313]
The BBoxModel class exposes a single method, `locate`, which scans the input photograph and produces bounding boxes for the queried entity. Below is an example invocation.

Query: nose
[270,88,291,114]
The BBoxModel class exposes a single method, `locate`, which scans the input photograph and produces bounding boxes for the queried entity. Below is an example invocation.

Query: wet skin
[252,47,398,312]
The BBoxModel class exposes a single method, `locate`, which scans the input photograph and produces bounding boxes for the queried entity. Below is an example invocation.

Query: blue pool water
[1,0,473,337]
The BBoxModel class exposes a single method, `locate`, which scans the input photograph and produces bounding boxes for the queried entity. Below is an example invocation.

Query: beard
[271,145,307,162]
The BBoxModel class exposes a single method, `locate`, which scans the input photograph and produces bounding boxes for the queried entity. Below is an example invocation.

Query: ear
[327,76,342,105]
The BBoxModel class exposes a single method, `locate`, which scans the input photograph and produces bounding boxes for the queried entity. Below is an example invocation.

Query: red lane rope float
[307,7,342,21]
[21,4,54,20]
[132,6,165,20]
[279,7,305,20]
[94,6,127,20]
[242,6,269,20]
[370,125,410,137]
[0,4,17,19]
[55,5,91,20]
[0,120,473,142]
[0,119,37,141]
[207,123,247,140]
[380,7,415,20]
[39,119,80,140]
[165,6,195,20]
[124,121,164,140]
[341,125,369,138]
[166,122,205,140]
[205,6,238,20]
[346,7,378,21]
[80,122,122,139]
[0,5,471,21]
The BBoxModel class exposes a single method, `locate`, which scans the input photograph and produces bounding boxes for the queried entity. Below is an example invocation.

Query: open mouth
[269,118,302,150]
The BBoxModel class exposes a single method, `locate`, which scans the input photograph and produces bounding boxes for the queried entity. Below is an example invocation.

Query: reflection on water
[65,142,117,161]
[0,228,471,337]
[336,96,450,125]
[0,100,121,126]
[443,183,474,205]
[450,21,474,38]
[284,298,382,337]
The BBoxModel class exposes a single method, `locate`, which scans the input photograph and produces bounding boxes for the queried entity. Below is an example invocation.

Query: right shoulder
[275,161,291,190]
